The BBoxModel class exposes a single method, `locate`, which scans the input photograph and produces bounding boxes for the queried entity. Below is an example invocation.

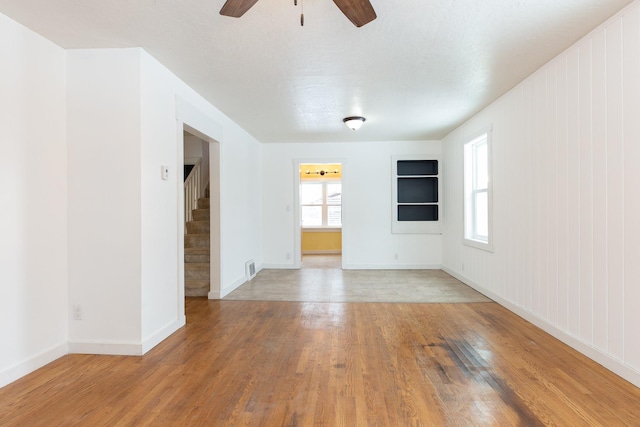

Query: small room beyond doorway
[299,163,343,268]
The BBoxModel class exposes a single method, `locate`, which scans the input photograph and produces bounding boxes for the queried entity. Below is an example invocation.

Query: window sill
[463,238,493,253]
[302,227,342,232]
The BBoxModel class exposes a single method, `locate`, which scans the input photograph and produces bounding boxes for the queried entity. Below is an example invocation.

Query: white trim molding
[0,342,68,388]
[442,266,640,389]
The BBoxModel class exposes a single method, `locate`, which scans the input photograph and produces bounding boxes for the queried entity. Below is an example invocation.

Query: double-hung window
[464,131,492,250]
[300,182,342,228]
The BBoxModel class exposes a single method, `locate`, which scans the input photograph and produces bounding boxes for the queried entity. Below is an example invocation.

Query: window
[464,131,492,250]
[300,182,342,228]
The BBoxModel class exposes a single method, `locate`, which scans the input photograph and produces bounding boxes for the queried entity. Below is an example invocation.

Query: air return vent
[245,260,256,280]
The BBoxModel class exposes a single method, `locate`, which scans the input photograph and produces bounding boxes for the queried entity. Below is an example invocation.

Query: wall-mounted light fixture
[343,116,366,131]
[305,169,339,176]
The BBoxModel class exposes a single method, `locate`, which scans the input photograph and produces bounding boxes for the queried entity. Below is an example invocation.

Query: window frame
[463,129,493,252]
[300,180,342,229]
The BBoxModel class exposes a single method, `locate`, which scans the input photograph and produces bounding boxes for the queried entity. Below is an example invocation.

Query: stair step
[186,220,210,234]
[185,248,210,263]
[197,198,210,209]
[185,263,210,280]
[186,198,210,297]
[185,234,209,248]
[185,253,210,263]
[185,279,209,297]
[185,278,210,289]
[192,209,210,221]
[185,247,209,254]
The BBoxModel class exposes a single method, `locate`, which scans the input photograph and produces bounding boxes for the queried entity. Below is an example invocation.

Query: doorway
[296,161,344,269]
[180,127,220,300]
[175,97,223,322]
[183,131,215,297]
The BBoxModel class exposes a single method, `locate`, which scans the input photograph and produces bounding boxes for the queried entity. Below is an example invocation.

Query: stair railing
[184,158,202,232]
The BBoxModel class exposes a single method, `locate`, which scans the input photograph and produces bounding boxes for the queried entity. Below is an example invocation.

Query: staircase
[185,197,210,297]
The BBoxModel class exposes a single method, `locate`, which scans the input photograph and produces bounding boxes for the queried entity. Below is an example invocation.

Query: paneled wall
[442,2,640,386]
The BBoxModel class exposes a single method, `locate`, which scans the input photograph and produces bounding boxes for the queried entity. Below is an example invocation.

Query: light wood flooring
[225,255,491,303]
[2,299,640,425]
[2,257,640,425]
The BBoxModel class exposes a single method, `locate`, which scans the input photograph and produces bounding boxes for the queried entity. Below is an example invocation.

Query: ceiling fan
[220,0,377,27]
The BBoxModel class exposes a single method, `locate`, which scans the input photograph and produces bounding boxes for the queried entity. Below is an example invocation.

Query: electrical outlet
[286,252,291,260]
[72,304,82,320]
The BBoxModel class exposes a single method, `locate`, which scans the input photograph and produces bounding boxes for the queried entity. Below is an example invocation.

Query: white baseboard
[216,277,244,299]
[141,316,185,354]
[215,281,238,299]
[68,340,143,356]
[0,342,68,388]
[213,264,266,299]
[2,319,186,387]
[442,266,640,389]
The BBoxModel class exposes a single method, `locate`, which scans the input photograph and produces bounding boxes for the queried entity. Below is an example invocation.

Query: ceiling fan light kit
[219,0,376,27]
[343,116,366,131]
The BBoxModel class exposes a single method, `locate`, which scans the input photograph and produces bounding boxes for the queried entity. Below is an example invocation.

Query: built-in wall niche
[391,156,441,234]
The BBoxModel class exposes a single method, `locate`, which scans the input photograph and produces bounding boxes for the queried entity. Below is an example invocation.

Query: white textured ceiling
[0,0,633,142]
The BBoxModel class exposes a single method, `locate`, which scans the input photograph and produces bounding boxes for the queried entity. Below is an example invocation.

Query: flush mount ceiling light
[343,116,366,131]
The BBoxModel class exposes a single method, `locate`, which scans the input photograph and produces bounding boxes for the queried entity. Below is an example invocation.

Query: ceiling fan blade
[220,0,260,18]
[333,0,376,27]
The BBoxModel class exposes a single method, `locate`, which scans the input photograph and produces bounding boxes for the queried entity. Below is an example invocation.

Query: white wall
[65,48,264,353]
[139,50,262,334]
[140,52,263,299]
[0,11,262,384]
[0,14,68,387]
[184,133,210,198]
[139,51,183,348]
[184,133,204,159]
[442,2,640,387]
[262,141,442,269]
[216,108,263,295]
[67,49,143,353]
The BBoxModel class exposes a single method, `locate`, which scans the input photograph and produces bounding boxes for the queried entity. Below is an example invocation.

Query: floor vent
[246,260,256,280]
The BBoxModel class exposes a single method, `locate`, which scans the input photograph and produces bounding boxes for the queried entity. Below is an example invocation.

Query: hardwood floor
[1,299,640,426]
